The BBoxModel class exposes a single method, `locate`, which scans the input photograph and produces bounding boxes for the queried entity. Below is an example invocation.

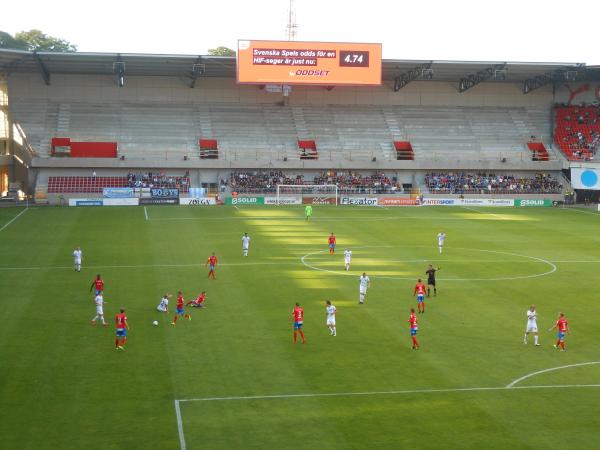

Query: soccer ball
[152,320,158,326]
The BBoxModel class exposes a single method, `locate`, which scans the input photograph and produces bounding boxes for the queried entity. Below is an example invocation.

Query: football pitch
[1,204,599,449]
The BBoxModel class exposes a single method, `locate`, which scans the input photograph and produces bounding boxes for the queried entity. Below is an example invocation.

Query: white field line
[0,261,299,271]
[174,383,600,448]
[0,207,29,233]
[144,206,149,221]
[177,384,600,404]
[506,361,600,388]
[174,400,187,450]
[301,247,557,281]
[147,216,500,222]
[0,257,589,273]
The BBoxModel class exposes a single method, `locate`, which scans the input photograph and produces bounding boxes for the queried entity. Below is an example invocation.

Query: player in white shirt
[524,304,540,346]
[437,232,446,254]
[91,293,107,326]
[242,233,251,257]
[157,294,171,313]
[325,300,337,336]
[359,272,370,304]
[344,249,352,271]
[73,246,83,272]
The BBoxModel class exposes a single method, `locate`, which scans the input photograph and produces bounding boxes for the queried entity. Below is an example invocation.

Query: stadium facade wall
[7,74,555,108]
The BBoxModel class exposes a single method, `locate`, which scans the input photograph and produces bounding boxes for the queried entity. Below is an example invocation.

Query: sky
[2,0,599,65]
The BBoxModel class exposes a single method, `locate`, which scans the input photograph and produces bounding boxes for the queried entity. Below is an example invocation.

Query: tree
[208,46,235,57]
[0,30,77,52]
[0,31,27,50]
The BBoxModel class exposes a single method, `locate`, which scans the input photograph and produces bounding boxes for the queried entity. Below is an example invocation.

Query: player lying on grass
[186,291,207,308]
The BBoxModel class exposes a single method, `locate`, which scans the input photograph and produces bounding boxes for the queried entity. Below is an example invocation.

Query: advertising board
[514,199,553,207]
[179,198,217,205]
[139,198,178,205]
[103,198,139,206]
[102,188,134,198]
[340,197,378,206]
[150,188,180,198]
[264,197,302,205]
[68,199,103,206]
[378,198,419,206]
[302,197,336,205]
[225,197,265,205]
[237,40,382,86]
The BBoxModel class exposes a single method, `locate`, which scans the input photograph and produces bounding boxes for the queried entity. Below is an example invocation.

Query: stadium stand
[553,105,600,161]
[47,173,190,194]
[9,100,552,163]
[424,172,562,194]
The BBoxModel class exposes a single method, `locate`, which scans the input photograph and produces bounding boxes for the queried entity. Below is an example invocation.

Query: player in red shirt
[291,302,305,344]
[172,291,191,325]
[408,308,420,350]
[413,278,427,313]
[328,233,336,254]
[187,291,206,308]
[115,308,129,350]
[90,274,104,295]
[206,252,218,280]
[549,312,570,351]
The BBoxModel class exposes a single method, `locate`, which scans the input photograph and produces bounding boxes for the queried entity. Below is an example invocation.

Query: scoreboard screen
[237,40,382,86]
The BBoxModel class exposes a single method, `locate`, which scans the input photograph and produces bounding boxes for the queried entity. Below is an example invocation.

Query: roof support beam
[113,55,125,87]
[393,62,432,92]
[190,57,205,88]
[458,63,506,93]
[32,51,50,85]
[522,65,584,94]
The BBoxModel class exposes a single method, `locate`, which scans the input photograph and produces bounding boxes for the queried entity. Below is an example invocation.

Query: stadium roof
[1,49,598,87]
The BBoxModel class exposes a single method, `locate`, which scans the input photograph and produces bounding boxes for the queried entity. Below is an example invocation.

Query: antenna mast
[286,0,297,41]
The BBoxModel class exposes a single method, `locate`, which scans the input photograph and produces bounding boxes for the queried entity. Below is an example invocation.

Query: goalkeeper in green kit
[305,204,313,221]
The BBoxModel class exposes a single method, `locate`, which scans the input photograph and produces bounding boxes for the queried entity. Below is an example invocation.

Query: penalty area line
[0,207,29,233]
[144,206,149,221]
[174,383,600,450]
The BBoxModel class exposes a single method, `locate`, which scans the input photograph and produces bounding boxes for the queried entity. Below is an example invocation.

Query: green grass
[1,204,599,449]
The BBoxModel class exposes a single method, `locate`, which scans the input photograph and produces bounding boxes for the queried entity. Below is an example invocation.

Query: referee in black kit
[426,264,440,297]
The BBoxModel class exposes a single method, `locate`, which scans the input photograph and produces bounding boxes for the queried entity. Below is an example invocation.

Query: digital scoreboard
[237,40,382,86]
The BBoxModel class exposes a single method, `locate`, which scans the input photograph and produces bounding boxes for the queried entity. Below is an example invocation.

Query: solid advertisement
[302,197,336,205]
[102,187,134,198]
[514,199,553,207]
[378,198,419,206]
[237,40,382,86]
[103,198,139,206]
[340,197,378,206]
[139,198,178,205]
[68,199,103,206]
[180,198,216,206]
[264,197,302,205]
[225,197,265,205]
[150,188,180,198]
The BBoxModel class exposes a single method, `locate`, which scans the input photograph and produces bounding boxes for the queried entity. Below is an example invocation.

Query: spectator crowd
[228,170,402,194]
[127,171,190,191]
[424,172,562,194]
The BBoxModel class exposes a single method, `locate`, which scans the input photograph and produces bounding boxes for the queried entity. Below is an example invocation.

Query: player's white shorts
[526,323,538,333]
[327,317,336,326]
[157,305,167,312]
[360,287,367,295]
[96,306,104,316]
[74,258,81,264]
